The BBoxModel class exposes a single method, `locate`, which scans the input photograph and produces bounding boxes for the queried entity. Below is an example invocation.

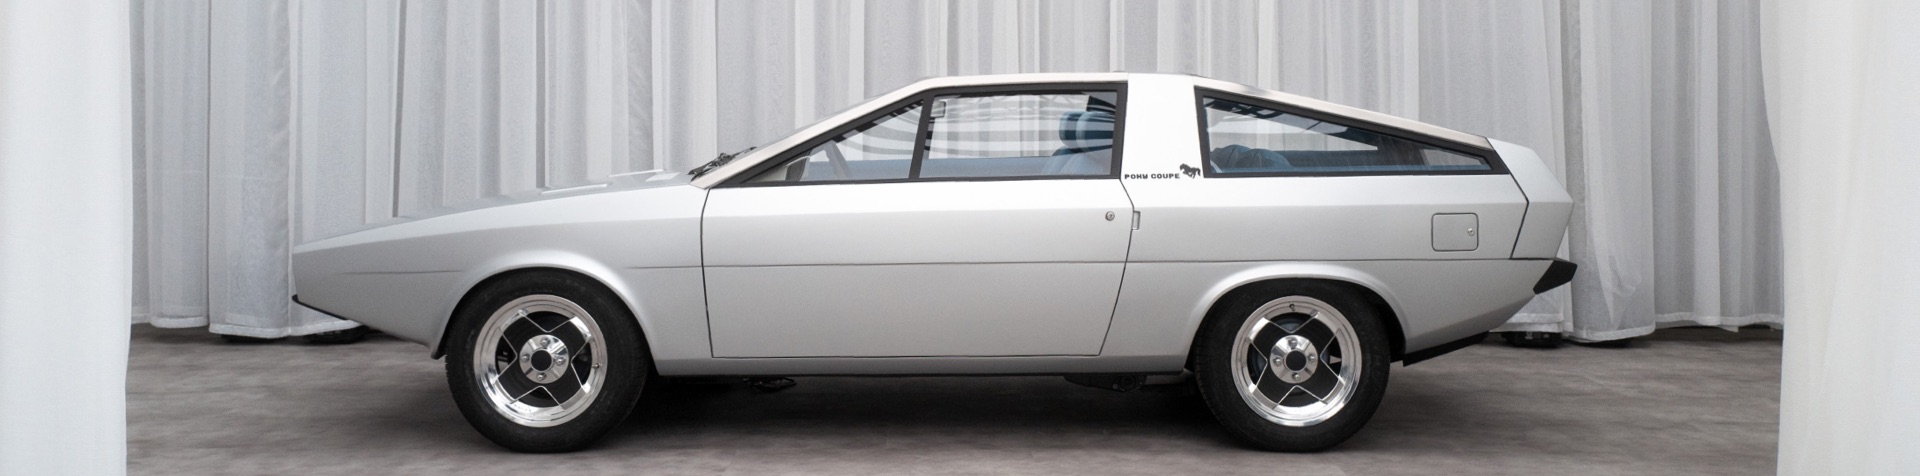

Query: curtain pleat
[205,0,319,337]
[132,0,210,329]
[132,0,1782,340]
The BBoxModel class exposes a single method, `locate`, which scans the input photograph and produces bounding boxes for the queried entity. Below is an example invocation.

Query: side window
[1200,96,1490,175]
[920,91,1118,179]
[748,102,923,183]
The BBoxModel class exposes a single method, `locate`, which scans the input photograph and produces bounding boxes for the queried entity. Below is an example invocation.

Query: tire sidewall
[444,272,650,453]
[1193,281,1392,452]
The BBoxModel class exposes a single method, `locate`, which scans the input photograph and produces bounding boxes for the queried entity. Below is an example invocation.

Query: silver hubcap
[1272,335,1319,384]
[517,335,571,384]
[473,295,607,428]
[1229,296,1362,427]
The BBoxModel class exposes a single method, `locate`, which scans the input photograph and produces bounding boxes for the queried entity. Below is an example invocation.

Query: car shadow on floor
[604,376,1239,451]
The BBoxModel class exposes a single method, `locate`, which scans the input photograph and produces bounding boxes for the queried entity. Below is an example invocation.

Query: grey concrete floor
[129,326,1780,475]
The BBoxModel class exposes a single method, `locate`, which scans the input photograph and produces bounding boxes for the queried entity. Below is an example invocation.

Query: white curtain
[132,0,1781,340]
[0,1,131,473]
[1502,0,1784,341]
[1766,0,1920,472]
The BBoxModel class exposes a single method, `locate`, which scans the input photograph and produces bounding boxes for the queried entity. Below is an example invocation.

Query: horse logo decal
[1179,164,1202,178]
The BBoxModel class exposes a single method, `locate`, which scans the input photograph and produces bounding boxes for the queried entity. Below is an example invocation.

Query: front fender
[426,251,641,358]
[291,183,708,361]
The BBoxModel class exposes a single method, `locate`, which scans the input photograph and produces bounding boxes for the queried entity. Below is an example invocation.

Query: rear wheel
[1192,281,1391,451]
[444,272,649,452]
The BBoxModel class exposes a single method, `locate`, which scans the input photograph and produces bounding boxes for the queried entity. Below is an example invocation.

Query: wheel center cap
[1284,352,1308,371]
[517,335,570,385]
[1270,335,1320,384]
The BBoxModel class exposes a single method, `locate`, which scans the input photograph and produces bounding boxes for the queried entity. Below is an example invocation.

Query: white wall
[0,1,132,474]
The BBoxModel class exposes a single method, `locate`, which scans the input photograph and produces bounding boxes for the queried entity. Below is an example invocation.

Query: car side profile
[291,72,1576,453]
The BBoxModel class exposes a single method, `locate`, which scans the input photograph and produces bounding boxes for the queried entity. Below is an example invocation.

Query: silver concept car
[292,73,1576,452]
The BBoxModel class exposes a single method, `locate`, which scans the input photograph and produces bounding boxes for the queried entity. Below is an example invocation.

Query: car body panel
[702,180,1133,266]
[1494,138,1575,259]
[704,263,1125,358]
[291,177,710,363]
[290,72,1574,378]
[1099,259,1549,363]
[1117,175,1527,262]
[703,179,1133,357]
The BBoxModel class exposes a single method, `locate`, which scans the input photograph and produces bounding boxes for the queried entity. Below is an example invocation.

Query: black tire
[1191,281,1391,452]
[444,271,650,452]
[1501,331,1564,348]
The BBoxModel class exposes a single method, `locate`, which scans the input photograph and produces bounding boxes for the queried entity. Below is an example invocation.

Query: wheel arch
[1185,265,1412,366]
[428,252,649,359]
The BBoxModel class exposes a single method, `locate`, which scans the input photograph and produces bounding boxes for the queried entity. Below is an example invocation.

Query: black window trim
[1193,88,1508,178]
[720,82,1129,188]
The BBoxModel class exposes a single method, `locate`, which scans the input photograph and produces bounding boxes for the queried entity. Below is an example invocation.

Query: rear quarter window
[1199,95,1492,176]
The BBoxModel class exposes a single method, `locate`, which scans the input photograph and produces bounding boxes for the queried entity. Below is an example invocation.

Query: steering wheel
[821,143,854,180]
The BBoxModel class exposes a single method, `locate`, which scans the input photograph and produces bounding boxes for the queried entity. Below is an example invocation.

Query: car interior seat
[1207,144,1292,172]
[1044,110,1114,175]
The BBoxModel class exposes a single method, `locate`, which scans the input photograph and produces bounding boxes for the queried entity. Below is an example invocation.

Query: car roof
[689,72,1490,188]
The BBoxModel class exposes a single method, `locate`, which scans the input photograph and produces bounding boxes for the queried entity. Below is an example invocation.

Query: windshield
[691,93,895,178]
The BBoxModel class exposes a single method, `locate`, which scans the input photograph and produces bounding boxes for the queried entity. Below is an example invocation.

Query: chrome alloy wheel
[1228,296,1363,427]
[473,295,608,428]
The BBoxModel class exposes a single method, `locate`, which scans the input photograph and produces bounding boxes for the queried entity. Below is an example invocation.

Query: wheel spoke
[544,370,584,403]
[1248,318,1286,354]
[493,371,537,403]
[1255,367,1294,402]
[1293,360,1340,402]
[523,310,572,333]
[1279,384,1324,407]
[548,318,589,354]
[529,386,560,406]
[501,318,544,350]
[507,384,544,404]
[1273,385,1304,409]
[1290,313,1335,347]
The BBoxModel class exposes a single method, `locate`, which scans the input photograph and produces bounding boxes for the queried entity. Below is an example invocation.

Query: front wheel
[444,272,649,452]
[1192,282,1391,451]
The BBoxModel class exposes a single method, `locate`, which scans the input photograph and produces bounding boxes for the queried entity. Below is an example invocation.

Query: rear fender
[1193,263,1410,357]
